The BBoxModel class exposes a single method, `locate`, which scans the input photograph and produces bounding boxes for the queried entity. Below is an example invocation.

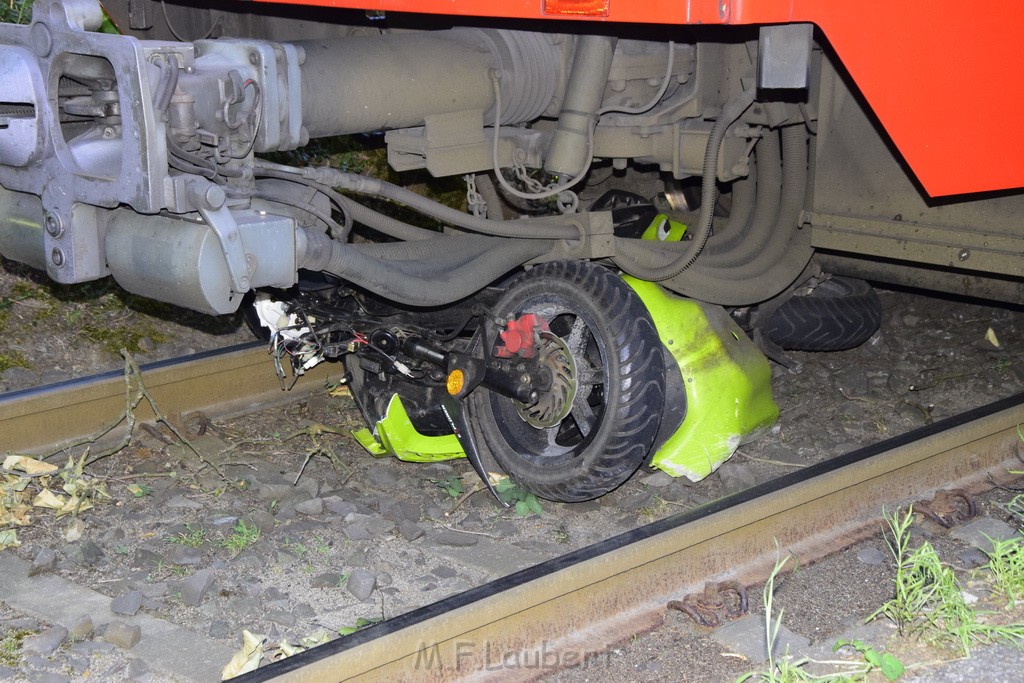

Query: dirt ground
[0,258,253,392]
[1,259,1023,681]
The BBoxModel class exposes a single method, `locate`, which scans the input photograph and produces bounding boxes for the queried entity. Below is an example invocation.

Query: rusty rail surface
[243,392,1024,682]
[0,343,337,455]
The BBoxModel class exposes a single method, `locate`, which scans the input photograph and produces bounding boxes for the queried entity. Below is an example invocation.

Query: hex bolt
[958,249,971,262]
[44,213,63,238]
[249,51,259,66]
[50,247,65,267]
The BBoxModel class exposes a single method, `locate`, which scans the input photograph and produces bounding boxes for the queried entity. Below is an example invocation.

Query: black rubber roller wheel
[765,276,882,351]
[467,261,666,502]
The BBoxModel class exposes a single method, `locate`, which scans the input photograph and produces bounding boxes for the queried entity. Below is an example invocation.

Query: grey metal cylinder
[105,210,237,315]
[294,29,562,138]
[0,186,46,270]
[296,31,494,137]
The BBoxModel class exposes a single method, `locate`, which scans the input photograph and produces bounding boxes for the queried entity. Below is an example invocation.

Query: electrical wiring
[596,42,675,116]
[489,71,594,202]
[225,79,263,160]
[160,0,222,42]
[489,42,674,202]
[254,191,348,241]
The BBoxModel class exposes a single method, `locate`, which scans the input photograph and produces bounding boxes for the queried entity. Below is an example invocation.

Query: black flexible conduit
[611,86,756,281]
[658,125,812,304]
[701,132,782,267]
[704,152,759,258]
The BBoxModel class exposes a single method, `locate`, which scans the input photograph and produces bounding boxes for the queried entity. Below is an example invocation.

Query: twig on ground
[283,424,350,484]
[21,351,227,481]
[733,451,806,468]
[439,524,500,539]
[446,483,485,516]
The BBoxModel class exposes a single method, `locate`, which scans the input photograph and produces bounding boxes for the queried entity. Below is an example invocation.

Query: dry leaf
[57,496,93,518]
[299,632,331,649]
[277,642,302,658]
[222,630,264,680]
[32,489,67,509]
[985,327,1001,348]
[3,456,59,476]
[327,383,351,397]
[6,475,30,492]
[9,504,31,526]
[0,529,20,550]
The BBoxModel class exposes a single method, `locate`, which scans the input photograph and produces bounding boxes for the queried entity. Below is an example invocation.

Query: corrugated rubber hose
[659,124,812,304]
[298,228,553,306]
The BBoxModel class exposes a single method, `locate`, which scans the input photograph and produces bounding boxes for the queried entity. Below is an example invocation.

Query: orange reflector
[446,369,465,396]
[543,0,610,16]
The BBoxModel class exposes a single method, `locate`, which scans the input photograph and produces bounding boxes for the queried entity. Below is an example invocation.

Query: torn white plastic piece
[254,293,323,372]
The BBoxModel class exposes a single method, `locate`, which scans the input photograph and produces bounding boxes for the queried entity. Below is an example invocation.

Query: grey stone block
[28,548,58,577]
[712,615,810,664]
[347,570,377,601]
[68,616,93,640]
[267,609,296,627]
[22,626,68,656]
[399,521,425,541]
[111,590,145,616]
[180,568,215,606]
[950,518,1019,554]
[856,546,888,566]
[102,622,142,650]
[311,572,342,588]
[432,530,478,547]
[125,658,151,682]
[295,498,325,516]
[166,545,203,566]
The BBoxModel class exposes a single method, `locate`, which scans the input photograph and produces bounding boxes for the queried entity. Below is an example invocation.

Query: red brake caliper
[494,313,549,359]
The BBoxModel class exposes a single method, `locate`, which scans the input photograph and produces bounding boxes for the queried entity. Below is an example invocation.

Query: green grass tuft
[167,524,206,548]
[984,532,1024,608]
[0,628,33,667]
[871,507,1024,656]
[0,1,32,25]
[221,519,261,555]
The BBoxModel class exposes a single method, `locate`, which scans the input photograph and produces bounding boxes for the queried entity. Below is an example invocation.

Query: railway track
[0,343,337,456]
[2,343,1022,681]
[234,391,1024,682]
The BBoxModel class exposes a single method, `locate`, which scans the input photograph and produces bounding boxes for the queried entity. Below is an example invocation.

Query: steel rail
[0,343,338,455]
[244,391,1024,682]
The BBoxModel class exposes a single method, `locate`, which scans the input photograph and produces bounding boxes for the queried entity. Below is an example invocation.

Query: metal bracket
[191,180,250,293]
